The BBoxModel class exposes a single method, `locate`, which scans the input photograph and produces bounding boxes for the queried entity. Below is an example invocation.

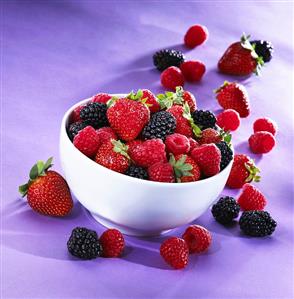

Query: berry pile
[68,88,233,183]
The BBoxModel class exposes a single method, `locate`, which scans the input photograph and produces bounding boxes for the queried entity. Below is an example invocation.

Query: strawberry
[160,237,189,269]
[92,93,112,104]
[248,131,276,154]
[191,144,221,177]
[71,105,84,123]
[170,154,201,182]
[197,128,222,145]
[215,81,250,118]
[237,183,267,211]
[129,139,167,168]
[127,89,160,113]
[107,98,150,141]
[148,162,175,183]
[160,66,184,90]
[96,127,117,145]
[19,157,73,217]
[95,139,130,173]
[253,117,278,136]
[218,34,264,76]
[99,229,125,258]
[216,109,241,131]
[184,24,208,48]
[226,154,260,189]
[180,60,206,82]
[182,225,212,253]
[165,133,190,155]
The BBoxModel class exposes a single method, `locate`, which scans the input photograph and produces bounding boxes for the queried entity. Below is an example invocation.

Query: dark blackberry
[80,102,108,129]
[251,40,273,63]
[67,121,88,141]
[216,141,233,170]
[153,49,185,71]
[239,211,277,237]
[192,110,216,130]
[211,196,240,225]
[67,227,103,259]
[125,165,148,180]
[142,111,176,141]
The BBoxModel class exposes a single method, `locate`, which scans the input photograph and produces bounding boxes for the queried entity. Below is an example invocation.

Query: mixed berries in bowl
[60,88,234,236]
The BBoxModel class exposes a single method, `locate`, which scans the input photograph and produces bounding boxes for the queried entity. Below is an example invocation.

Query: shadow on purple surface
[234,141,263,164]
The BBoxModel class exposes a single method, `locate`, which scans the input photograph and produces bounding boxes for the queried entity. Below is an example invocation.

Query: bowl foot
[90,212,172,237]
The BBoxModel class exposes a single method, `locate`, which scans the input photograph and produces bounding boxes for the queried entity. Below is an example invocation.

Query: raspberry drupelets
[99,229,125,258]
[148,162,175,183]
[160,67,184,90]
[165,133,190,155]
[248,131,276,154]
[184,24,209,48]
[216,109,240,131]
[253,117,277,136]
[180,60,206,82]
[92,93,112,104]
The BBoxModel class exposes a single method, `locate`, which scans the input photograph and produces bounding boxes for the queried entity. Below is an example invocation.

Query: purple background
[2,1,294,298]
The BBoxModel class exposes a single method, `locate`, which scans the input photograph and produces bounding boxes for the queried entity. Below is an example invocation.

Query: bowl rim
[61,94,234,187]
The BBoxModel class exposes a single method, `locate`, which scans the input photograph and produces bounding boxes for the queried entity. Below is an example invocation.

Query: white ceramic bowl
[60,95,233,236]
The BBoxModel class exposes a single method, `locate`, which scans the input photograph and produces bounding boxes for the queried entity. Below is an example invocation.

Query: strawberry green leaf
[213,81,231,94]
[107,96,119,108]
[19,183,29,197]
[44,157,53,172]
[29,164,39,180]
[36,161,44,174]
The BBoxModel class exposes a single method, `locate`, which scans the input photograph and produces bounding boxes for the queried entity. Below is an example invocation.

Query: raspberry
[96,127,117,145]
[127,140,143,156]
[71,105,84,123]
[253,117,278,136]
[148,162,175,183]
[198,128,222,145]
[99,229,125,258]
[211,196,240,224]
[184,24,208,48]
[182,225,212,253]
[160,237,189,269]
[165,133,190,155]
[160,66,184,90]
[180,60,206,82]
[248,131,276,154]
[216,109,240,131]
[73,126,100,158]
[92,93,112,104]
[237,183,267,211]
[188,138,199,152]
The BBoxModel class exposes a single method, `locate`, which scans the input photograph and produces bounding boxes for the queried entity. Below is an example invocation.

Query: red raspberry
[92,93,112,104]
[216,109,240,131]
[127,140,143,156]
[165,133,190,155]
[160,67,184,91]
[180,60,206,82]
[71,105,84,123]
[184,24,209,48]
[253,117,278,136]
[237,183,267,211]
[172,154,201,182]
[73,126,100,158]
[129,139,167,168]
[248,131,276,154]
[182,225,212,253]
[198,128,222,145]
[160,237,189,269]
[148,162,175,183]
[99,229,125,258]
[189,138,199,152]
[96,127,117,145]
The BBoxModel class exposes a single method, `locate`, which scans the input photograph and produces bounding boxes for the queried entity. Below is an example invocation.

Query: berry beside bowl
[60,94,234,236]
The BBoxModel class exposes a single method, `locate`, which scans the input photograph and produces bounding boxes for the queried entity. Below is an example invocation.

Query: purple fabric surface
[1,1,294,298]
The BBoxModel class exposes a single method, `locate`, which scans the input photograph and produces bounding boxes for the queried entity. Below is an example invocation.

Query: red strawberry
[165,133,190,155]
[253,117,278,136]
[96,127,117,145]
[160,237,189,269]
[191,144,221,177]
[188,138,199,152]
[73,126,101,158]
[226,154,260,189]
[237,183,267,211]
[218,34,264,76]
[170,154,201,182]
[184,24,208,48]
[248,131,276,154]
[148,162,175,183]
[182,225,212,253]
[107,98,150,141]
[95,140,130,173]
[180,60,206,82]
[182,90,197,112]
[127,89,160,113]
[215,81,250,118]
[160,66,184,90]
[216,109,240,131]
[71,105,84,123]
[99,229,125,258]
[92,93,112,104]
[198,128,222,145]
[19,157,73,217]
[129,139,167,168]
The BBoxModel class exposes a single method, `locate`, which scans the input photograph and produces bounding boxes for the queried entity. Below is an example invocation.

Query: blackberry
[211,196,240,225]
[153,49,185,71]
[142,111,176,141]
[80,102,108,129]
[67,227,103,259]
[251,40,273,63]
[192,110,216,130]
[125,165,148,180]
[216,141,233,170]
[67,121,88,141]
[239,211,277,237]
